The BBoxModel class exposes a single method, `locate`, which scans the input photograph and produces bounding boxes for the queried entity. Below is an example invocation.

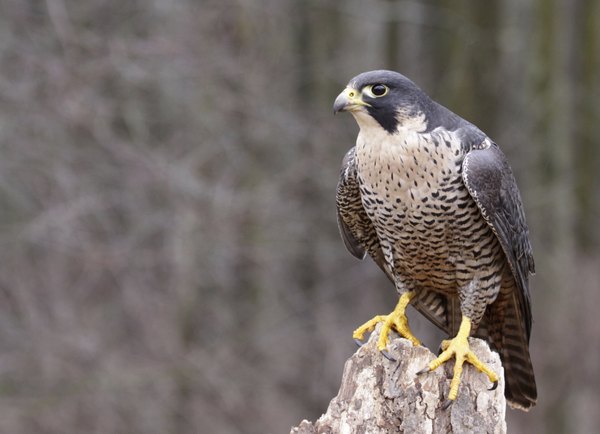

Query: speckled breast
[355,129,504,293]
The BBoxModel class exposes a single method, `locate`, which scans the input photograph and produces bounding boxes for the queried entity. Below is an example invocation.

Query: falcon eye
[371,84,388,97]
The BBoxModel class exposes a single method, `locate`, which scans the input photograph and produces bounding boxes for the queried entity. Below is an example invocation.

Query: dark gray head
[333,70,460,134]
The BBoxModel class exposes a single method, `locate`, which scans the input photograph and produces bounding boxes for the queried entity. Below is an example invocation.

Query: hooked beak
[333,87,370,114]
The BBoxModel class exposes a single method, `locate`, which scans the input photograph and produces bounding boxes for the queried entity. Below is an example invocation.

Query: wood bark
[291,326,506,434]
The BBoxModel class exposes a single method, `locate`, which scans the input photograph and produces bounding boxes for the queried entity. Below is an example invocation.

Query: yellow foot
[352,291,421,351]
[418,316,499,403]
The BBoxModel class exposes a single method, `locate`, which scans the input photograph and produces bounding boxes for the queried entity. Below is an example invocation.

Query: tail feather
[501,292,537,409]
[487,279,537,410]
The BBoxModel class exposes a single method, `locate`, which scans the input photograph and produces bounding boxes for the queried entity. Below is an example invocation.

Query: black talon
[489,380,498,391]
[416,366,430,376]
[442,399,453,410]
[381,350,396,362]
[354,338,365,348]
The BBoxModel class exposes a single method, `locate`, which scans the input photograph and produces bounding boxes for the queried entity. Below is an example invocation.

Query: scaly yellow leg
[421,316,499,402]
[352,291,421,350]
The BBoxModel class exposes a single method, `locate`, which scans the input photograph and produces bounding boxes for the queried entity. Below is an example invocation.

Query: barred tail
[487,284,537,410]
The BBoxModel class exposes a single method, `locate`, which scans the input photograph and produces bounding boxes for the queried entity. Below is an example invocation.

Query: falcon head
[333,70,437,134]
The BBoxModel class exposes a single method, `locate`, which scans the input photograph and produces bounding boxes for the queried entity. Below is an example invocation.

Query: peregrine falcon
[334,70,536,410]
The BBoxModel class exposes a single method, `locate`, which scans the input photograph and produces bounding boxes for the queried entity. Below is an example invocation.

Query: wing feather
[461,139,537,409]
[336,147,385,268]
[461,141,535,339]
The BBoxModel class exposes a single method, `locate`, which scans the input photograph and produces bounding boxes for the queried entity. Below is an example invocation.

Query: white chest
[354,128,485,284]
[355,128,463,209]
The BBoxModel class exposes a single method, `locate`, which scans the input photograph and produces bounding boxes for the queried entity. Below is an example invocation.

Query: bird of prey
[333,70,536,410]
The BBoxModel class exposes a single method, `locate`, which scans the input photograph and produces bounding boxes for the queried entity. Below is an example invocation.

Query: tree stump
[291,326,506,434]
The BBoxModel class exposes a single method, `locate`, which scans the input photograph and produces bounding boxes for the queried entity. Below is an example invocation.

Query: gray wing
[462,141,537,408]
[336,147,385,268]
[336,147,452,332]
[461,141,535,339]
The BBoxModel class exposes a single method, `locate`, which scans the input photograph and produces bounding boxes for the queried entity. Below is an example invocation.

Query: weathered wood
[291,326,506,434]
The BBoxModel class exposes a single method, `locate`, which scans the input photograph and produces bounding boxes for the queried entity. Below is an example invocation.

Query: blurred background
[0,0,598,433]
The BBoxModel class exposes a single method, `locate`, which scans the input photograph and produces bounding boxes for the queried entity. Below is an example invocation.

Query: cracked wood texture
[291,326,506,434]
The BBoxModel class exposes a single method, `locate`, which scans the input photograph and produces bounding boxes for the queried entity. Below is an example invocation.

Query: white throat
[351,109,429,137]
